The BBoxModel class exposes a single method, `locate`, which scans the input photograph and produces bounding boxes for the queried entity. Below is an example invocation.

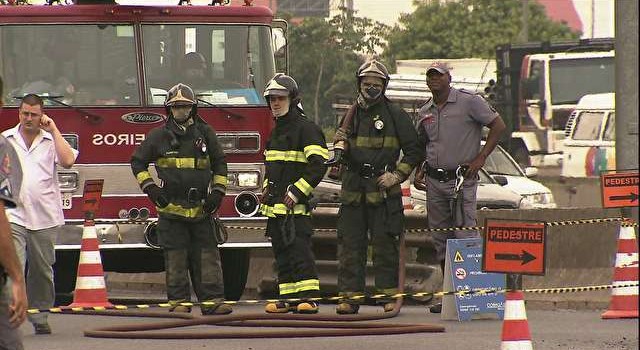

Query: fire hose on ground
[81,232,446,339]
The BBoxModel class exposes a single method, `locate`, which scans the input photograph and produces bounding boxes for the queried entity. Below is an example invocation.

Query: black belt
[425,164,457,183]
[346,162,389,179]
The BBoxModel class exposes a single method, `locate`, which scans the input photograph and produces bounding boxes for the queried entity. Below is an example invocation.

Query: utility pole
[615,0,639,223]
[520,0,529,43]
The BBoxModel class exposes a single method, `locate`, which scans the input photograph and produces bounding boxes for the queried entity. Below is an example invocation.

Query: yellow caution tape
[27,282,638,314]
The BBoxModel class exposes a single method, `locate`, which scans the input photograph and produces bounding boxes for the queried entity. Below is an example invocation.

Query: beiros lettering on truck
[0,1,287,300]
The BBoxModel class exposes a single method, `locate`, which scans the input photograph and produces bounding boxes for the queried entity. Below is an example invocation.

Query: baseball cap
[426,61,450,74]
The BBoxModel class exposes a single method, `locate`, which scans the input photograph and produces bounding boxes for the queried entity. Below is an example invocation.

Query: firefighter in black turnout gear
[333,60,424,314]
[260,74,329,314]
[130,83,231,315]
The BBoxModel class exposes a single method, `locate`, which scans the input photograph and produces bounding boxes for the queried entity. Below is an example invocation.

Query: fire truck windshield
[0,23,274,108]
[1,24,139,107]
[143,24,273,106]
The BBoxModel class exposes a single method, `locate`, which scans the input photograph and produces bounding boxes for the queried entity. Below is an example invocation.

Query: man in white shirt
[2,93,78,335]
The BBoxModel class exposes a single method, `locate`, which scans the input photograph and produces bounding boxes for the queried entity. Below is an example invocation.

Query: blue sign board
[445,238,505,321]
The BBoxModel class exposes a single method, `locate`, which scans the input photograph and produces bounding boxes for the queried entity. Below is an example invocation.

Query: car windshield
[483,146,524,176]
[0,24,139,106]
[572,111,605,140]
[142,24,274,106]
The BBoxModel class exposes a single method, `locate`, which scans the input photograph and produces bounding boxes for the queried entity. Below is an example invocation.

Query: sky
[30,0,615,39]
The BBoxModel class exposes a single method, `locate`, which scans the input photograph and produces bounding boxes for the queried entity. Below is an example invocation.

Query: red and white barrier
[500,291,533,350]
[602,222,638,319]
[401,179,413,211]
[68,220,113,308]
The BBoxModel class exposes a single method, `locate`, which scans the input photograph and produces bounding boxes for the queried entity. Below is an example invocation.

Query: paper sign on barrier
[441,238,506,321]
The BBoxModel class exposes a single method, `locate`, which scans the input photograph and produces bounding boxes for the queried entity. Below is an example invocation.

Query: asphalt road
[19,304,638,350]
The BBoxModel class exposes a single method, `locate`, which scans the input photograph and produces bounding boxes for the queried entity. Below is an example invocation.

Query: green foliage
[284,8,390,129]
[383,0,581,62]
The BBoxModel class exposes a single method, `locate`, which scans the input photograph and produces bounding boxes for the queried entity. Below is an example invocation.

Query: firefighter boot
[336,303,359,315]
[265,301,292,313]
[169,305,192,313]
[383,302,396,312]
[296,301,319,314]
[201,303,233,315]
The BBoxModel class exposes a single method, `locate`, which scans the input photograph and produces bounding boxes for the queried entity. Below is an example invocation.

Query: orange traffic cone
[500,291,533,350]
[68,219,113,308]
[401,179,413,211]
[602,221,638,319]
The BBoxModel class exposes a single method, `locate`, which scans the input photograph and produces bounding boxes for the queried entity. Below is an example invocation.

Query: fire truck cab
[0,2,285,300]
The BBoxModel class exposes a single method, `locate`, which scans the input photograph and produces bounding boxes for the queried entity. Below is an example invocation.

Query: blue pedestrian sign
[441,238,506,321]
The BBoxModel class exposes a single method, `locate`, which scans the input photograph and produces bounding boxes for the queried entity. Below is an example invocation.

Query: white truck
[494,38,615,168]
[562,93,615,178]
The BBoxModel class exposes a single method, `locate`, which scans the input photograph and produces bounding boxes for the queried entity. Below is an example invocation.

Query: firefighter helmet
[357,59,390,84]
[165,83,197,121]
[165,83,196,107]
[263,73,299,103]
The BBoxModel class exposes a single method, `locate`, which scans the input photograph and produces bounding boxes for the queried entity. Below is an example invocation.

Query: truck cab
[0,2,286,300]
[494,38,615,168]
[562,93,615,178]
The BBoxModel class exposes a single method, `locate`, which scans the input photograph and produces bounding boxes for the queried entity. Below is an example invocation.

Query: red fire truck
[0,1,285,300]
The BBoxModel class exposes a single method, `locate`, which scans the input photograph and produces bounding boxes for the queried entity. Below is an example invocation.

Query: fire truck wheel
[53,250,79,305]
[220,248,250,301]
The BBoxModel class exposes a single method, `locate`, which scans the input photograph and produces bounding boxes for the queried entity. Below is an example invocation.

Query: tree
[285,9,389,130]
[383,0,580,62]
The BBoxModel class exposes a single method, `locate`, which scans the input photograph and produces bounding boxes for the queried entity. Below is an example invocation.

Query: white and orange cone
[500,290,533,350]
[401,179,413,211]
[602,221,638,319]
[68,219,113,308]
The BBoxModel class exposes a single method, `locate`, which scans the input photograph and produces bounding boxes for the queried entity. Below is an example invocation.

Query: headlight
[238,172,259,188]
[522,193,555,205]
[58,172,78,191]
[227,171,260,189]
[519,196,534,209]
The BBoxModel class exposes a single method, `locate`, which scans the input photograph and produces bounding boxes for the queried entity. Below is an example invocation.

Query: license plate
[61,192,72,209]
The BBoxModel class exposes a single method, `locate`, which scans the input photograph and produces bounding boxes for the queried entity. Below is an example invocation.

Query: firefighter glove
[144,184,169,208]
[283,186,299,209]
[376,171,403,190]
[204,191,224,214]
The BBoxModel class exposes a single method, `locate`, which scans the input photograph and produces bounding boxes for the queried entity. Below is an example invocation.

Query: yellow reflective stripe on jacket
[156,203,204,218]
[278,282,297,295]
[296,279,320,292]
[396,162,413,177]
[303,144,329,160]
[264,150,308,163]
[213,174,227,186]
[156,157,210,169]
[259,203,310,218]
[263,178,269,189]
[136,171,152,184]
[354,136,399,149]
[293,178,313,196]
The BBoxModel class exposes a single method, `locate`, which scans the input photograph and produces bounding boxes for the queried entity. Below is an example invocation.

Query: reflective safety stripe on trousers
[278,279,320,295]
[341,186,402,204]
[259,203,309,218]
